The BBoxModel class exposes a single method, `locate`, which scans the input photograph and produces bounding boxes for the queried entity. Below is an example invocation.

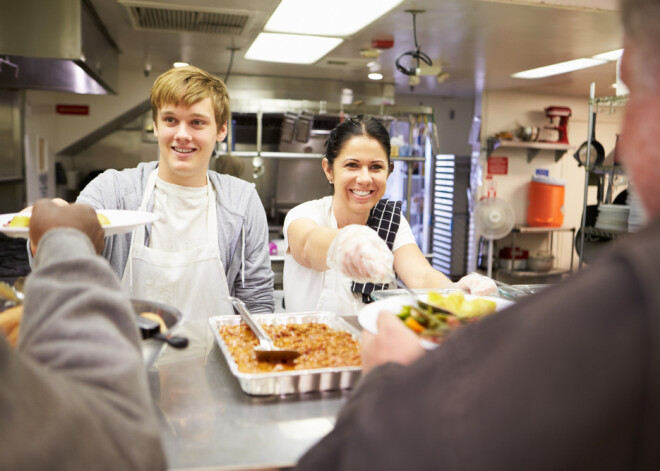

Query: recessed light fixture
[264,0,405,37]
[512,48,623,79]
[512,58,607,79]
[368,73,383,80]
[245,33,343,64]
[173,62,189,68]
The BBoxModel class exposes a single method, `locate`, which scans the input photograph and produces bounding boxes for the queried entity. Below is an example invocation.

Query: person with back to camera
[283,114,496,315]
[0,199,166,470]
[30,65,274,322]
[293,1,660,469]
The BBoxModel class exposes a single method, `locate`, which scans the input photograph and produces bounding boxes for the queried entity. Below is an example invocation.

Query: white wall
[480,89,626,271]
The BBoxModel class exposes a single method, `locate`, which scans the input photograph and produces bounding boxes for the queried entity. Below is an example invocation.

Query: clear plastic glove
[326,225,394,283]
[454,272,498,297]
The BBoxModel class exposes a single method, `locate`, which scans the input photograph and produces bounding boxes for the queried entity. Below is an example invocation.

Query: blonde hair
[150,65,230,129]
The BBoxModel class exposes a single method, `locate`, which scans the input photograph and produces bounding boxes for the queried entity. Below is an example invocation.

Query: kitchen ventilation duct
[119,1,250,36]
[0,0,119,94]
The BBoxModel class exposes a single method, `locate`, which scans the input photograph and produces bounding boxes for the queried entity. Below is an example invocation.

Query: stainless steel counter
[151,317,359,470]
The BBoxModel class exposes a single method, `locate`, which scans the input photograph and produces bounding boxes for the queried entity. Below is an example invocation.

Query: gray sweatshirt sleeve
[0,228,166,471]
[232,187,275,313]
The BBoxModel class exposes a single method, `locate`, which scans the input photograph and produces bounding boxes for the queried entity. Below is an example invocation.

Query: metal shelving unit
[578,84,629,269]
[498,225,575,279]
[486,138,573,162]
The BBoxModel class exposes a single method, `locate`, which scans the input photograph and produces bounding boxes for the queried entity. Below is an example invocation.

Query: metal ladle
[226,296,300,363]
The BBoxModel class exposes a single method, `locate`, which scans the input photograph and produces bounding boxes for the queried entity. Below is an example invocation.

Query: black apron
[351,199,402,303]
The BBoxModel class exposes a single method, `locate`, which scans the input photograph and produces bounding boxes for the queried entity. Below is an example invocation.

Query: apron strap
[351,199,402,303]
[123,169,159,290]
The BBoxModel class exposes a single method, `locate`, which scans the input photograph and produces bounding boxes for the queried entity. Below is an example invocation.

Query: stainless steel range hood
[0,0,119,94]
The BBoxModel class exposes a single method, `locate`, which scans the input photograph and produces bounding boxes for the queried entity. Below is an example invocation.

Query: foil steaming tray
[208,312,362,396]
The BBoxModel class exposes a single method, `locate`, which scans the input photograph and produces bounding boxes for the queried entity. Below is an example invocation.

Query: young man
[76,66,274,320]
[294,0,660,469]
[1,200,166,470]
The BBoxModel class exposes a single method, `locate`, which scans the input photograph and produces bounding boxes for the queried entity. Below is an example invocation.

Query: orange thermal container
[526,175,566,227]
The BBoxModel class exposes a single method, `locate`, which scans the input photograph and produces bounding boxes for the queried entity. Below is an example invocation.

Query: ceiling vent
[122,3,250,36]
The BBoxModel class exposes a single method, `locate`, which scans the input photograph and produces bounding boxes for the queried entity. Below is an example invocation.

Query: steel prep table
[149,317,360,470]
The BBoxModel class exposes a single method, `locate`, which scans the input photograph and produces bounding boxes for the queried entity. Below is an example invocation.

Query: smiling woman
[282,115,493,316]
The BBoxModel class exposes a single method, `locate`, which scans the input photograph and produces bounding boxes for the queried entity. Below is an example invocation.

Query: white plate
[598,204,630,212]
[0,209,159,239]
[358,293,514,350]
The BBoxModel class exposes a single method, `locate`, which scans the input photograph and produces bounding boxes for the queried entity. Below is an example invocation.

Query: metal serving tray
[208,312,362,396]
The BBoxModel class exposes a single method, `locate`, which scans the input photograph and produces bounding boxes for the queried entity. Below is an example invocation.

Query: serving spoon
[226,296,300,363]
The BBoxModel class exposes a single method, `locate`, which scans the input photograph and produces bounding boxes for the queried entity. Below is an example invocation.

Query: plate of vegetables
[359,290,514,349]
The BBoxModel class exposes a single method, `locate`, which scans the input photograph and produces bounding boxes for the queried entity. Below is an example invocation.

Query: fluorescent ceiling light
[512,58,607,79]
[264,0,405,37]
[368,73,383,80]
[592,49,624,61]
[245,33,343,64]
[173,62,189,68]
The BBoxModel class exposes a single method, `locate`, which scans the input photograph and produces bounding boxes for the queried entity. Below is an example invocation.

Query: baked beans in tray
[208,312,362,396]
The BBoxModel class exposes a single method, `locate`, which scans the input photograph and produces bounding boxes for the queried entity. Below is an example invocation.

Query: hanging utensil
[573,111,605,167]
[226,296,300,363]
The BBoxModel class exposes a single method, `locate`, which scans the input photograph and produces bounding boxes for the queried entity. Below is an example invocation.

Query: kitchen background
[0,0,627,287]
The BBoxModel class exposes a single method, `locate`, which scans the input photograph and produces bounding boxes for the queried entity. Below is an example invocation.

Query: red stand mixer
[542,106,572,144]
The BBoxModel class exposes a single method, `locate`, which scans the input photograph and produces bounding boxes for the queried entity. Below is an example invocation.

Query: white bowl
[528,256,554,272]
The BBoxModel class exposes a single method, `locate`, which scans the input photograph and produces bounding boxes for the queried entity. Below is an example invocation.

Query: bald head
[618,0,660,218]
[620,0,660,93]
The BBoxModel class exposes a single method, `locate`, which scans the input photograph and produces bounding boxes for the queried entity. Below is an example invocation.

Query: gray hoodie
[76,161,274,313]
[2,228,166,470]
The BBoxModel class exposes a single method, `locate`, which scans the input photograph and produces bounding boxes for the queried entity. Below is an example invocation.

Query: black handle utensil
[137,316,188,349]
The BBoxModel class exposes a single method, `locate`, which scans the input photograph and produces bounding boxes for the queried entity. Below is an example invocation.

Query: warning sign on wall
[56,104,89,115]
[487,156,508,175]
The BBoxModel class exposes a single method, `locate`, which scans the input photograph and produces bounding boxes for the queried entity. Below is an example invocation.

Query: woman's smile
[350,189,374,197]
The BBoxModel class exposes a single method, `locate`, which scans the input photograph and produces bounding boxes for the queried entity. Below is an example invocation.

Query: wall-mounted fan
[474,197,515,277]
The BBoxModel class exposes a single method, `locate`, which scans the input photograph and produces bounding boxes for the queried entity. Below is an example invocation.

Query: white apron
[122,170,233,320]
[315,268,361,316]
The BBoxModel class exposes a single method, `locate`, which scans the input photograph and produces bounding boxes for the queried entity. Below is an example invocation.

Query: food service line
[150,316,362,470]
